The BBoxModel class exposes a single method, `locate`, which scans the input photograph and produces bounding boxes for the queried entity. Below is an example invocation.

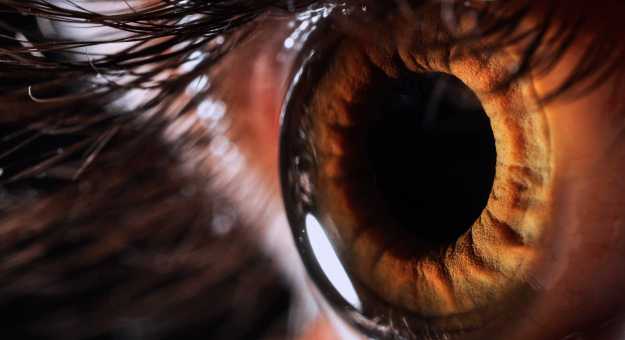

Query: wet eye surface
[281,29,549,340]
[279,2,625,339]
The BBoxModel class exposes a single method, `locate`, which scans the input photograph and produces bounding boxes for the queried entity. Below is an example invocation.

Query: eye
[279,2,625,339]
[3,2,625,340]
[281,10,549,340]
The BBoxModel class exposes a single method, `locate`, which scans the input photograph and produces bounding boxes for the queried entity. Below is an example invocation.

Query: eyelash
[2,0,621,120]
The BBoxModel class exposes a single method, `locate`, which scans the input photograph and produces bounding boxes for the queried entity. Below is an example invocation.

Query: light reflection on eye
[305,214,362,310]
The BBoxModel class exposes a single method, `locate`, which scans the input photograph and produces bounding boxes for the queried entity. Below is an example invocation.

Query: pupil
[366,72,496,245]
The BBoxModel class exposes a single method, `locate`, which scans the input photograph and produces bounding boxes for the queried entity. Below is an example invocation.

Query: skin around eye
[203,15,346,339]
[278,1,625,339]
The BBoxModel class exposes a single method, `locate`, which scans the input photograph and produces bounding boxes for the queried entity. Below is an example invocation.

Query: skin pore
[0,1,624,339]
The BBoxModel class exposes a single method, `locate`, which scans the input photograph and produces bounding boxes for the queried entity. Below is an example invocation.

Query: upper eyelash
[1,0,622,96]
[0,0,320,127]
[0,0,623,185]
[0,0,620,112]
[0,0,315,184]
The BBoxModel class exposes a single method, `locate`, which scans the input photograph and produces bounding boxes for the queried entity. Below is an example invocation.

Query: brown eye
[316,70,496,249]
[280,12,554,339]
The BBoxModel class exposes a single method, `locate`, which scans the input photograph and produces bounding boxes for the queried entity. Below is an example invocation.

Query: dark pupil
[366,72,496,245]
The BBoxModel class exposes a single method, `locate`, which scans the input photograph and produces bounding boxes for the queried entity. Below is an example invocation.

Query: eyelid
[209,15,302,182]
